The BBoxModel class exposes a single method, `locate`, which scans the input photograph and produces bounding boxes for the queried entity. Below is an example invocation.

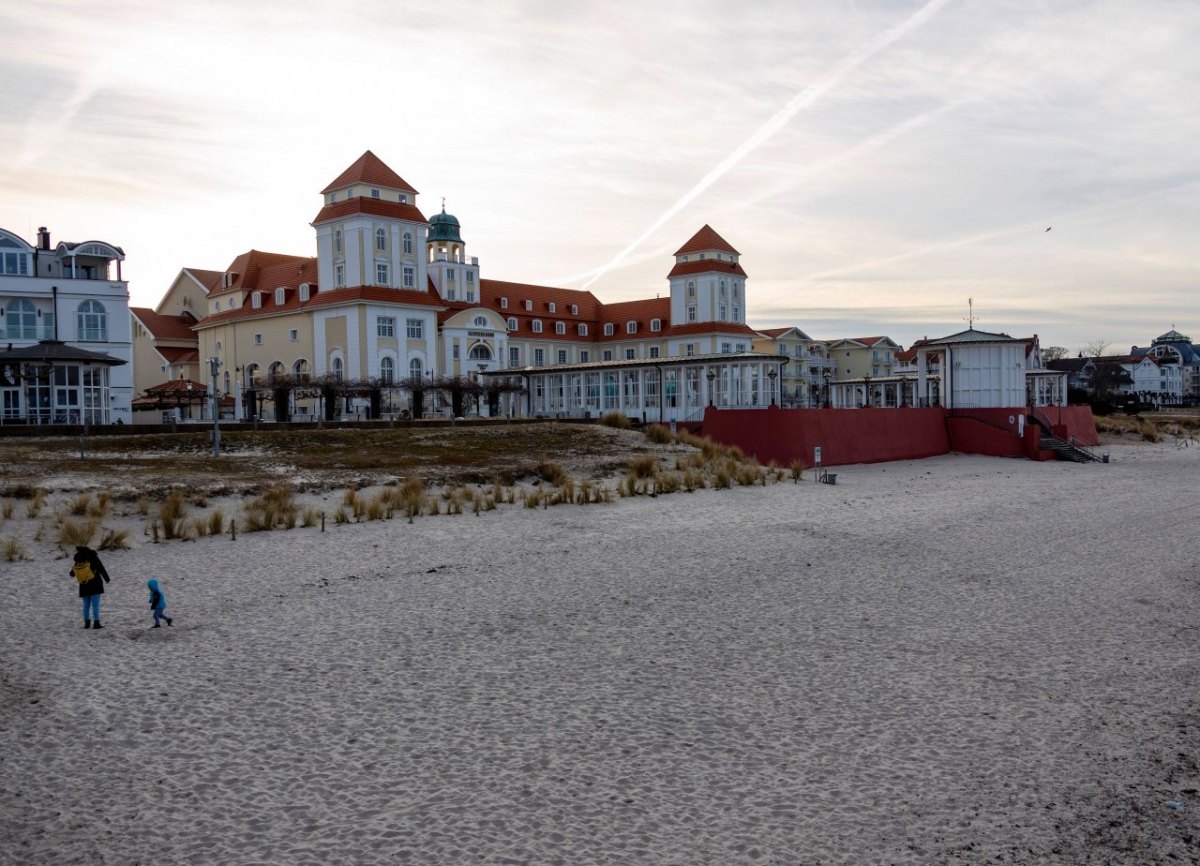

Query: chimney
[37,227,50,250]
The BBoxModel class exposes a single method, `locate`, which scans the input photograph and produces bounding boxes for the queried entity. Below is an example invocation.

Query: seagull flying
[1045,227,1052,232]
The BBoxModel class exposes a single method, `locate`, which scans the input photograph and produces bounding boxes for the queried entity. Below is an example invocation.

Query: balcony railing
[3,326,57,341]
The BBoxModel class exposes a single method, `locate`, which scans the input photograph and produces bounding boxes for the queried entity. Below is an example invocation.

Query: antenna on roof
[964,298,978,330]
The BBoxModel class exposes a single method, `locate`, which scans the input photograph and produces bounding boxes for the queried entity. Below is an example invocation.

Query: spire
[674,225,740,257]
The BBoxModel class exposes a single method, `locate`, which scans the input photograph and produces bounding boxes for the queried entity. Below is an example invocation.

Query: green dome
[427,208,463,245]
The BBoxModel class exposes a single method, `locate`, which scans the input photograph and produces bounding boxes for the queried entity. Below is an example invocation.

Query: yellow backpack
[72,561,95,584]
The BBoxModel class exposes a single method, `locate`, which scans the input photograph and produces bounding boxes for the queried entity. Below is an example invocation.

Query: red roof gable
[183,268,224,294]
[156,347,199,364]
[322,151,418,195]
[312,197,428,226]
[674,225,739,256]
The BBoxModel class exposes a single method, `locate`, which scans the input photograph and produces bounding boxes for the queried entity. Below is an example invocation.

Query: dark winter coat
[72,546,110,598]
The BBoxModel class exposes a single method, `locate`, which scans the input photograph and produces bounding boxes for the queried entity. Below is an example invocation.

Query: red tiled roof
[157,347,199,364]
[662,321,759,338]
[130,308,200,342]
[321,151,418,195]
[142,378,210,395]
[197,283,445,328]
[666,259,747,279]
[209,251,315,297]
[674,225,739,256]
[596,298,670,342]
[312,197,428,226]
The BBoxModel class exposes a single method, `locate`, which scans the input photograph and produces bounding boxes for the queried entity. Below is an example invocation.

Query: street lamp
[822,368,832,408]
[767,366,777,406]
[208,357,221,457]
[706,368,716,406]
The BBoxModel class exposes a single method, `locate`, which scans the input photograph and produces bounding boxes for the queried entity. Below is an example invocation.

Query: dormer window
[548,302,556,313]
[275,288,286,305]
[603,323,614,336]
[251,292,262,309]
[532,320,543,333]
[626,321,637,334]
[499,297,508,309]
[371,188,380,199]
[398,193,408,204]
[650,318,661,332]
[524,300,532,311]
[570,304,578,315]
[555,322,565,335]
[699,253,706,260]
[681,255,688,262]
[507,317,518,330]
[577,323,588,336]
[299,283,310,302]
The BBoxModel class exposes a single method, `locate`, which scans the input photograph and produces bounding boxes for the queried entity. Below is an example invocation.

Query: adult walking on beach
[71,545,111,630]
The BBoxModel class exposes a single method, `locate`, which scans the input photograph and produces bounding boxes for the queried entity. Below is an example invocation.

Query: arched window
[4,299,36,339]
[577,323,588,336]
[507,317,518,330]
[532,320,543,333]
[334,229,342,253]
[331,357,344,381]
[293,359,310,382]
[687,281,695,298]
[468,344,492,361]
[245,363,260,386]
[380,356,395,384]
[555,321,565,335]
[375,228,386,252]
[409,358,423,379]
[222,371,231,395]
[473,315,488,327]
[403,232,413,255]
[603,323,614,336]
[77,300,107,341]
[268,361,285,381]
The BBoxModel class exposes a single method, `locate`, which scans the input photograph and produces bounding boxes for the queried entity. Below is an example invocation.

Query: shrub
[333,507,350,525]
[302,506,322,527]
[207,509,226,536]
[713,466,732,489]
[599,411,632,429]
[644,424,672,444]
[789,458,806,482]
[243,486,298,531]
[68,494,92,516]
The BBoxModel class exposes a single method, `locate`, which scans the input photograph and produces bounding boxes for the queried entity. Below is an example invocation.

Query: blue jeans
[153,607,169,625]
[82,595,100,622]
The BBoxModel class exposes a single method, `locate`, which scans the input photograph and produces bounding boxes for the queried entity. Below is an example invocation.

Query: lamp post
[478,362,488,416]
[864,374,872,408]
[208,357,221,457]
[823,368,831,408]
[706,368,716,406]
[767,366,777,406]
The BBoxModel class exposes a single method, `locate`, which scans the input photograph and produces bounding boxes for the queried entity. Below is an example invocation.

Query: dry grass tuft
[790,458,806,482]
[302,506,322,527]
[26,490,46,519]
[644,424,672,444]
[68,494,92,516]
[58,518,99,549]
[159,490,188,540]
[599,411,632,429]
[243,485,298,532]
[627,455,658,479]
[3,536,25,562]
[1,500,12,520]
[535,459,568,487]
[98,528,132,551]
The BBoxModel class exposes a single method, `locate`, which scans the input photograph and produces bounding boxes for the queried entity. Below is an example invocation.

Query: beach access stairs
[1037,432,1104,463]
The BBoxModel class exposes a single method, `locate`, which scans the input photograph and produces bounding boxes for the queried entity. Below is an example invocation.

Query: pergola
[131,378,232,421]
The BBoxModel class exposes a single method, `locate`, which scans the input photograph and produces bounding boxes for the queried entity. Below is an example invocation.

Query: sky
[1,0,1197,354]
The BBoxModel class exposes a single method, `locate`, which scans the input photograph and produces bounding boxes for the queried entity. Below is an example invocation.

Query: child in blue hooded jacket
[147,579,173,628]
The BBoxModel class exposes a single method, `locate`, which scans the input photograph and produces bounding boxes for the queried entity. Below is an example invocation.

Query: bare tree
[1081,339,1111,358]
[1041,346,1068,363]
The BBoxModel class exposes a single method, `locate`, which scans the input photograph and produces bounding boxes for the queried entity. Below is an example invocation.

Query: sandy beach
[1,439,1198,864]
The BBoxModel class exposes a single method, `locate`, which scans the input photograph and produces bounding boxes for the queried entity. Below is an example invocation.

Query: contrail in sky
[579,0,958,290]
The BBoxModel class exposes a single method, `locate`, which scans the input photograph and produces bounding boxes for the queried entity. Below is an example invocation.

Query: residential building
[0,226,132,423]
[752,327,832,407]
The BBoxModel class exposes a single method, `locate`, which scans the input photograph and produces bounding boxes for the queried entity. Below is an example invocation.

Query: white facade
[0,227,133,423]
[917,329,1029,409]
